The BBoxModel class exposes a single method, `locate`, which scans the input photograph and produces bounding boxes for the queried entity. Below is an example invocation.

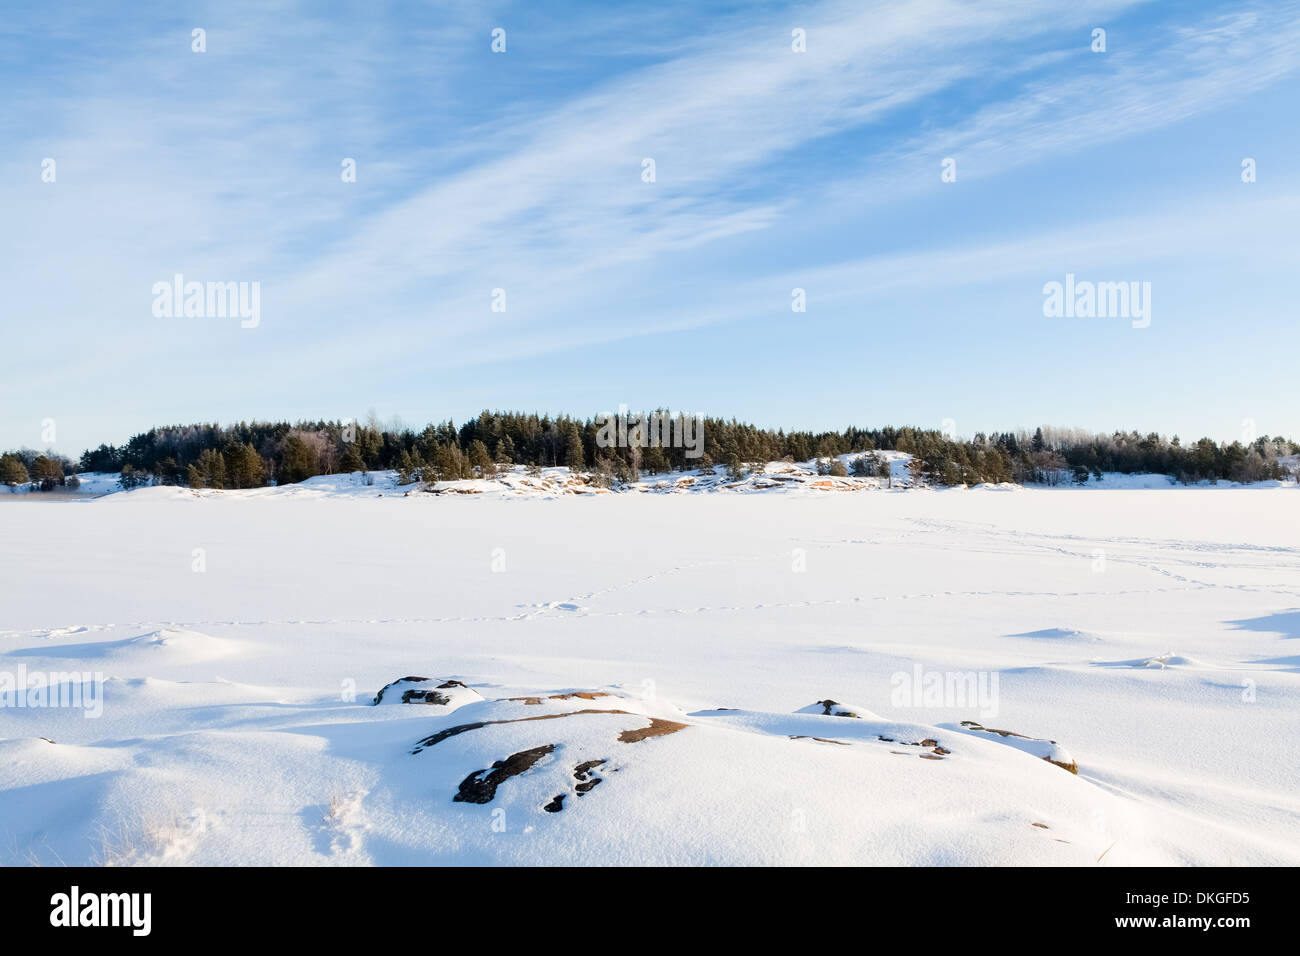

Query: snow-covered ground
[1,484,1297,865]
[0,471,123,498]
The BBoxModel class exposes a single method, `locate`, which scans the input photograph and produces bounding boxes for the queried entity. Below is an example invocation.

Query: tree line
[0,450,80,491]
[2,413,1295,492]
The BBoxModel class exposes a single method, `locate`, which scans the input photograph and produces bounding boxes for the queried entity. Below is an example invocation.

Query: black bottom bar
[0,866,1279,940]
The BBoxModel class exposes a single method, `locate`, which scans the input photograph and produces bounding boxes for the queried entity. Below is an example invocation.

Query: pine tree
[222,445,245,487]
[241,444,267,487]
[496,435,516,464]
[0,454,28,488]
[396,450,415,484]
[278,435,318,484]
[725,452,744,480]
[434,443,469,481]
[643,445,669,475]
[563,425,585,471]
[468,439,494,476]
[31,455,65,489]
[357,426,382,468]
[196,448,226,489]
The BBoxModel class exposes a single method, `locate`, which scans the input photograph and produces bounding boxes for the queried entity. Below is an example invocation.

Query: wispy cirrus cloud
[2,0,1297,448]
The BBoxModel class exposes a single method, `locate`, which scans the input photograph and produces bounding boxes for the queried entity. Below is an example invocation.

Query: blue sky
[2,0,1298,455]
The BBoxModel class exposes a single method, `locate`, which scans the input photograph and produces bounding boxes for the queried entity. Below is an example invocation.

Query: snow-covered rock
[943,720,1079,774]
[373,677,484,708]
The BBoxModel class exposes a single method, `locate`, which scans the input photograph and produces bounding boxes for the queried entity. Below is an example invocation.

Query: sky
[2,0,1298,456]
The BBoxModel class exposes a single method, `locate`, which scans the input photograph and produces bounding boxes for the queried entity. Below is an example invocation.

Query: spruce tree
[396,450,415,484]
[339,442,364,474]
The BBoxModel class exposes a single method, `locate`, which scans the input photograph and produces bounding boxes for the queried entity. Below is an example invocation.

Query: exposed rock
[540,760,609,813]
[955,720,1078,774]
[618,718,687,743]
[812,699,862,718]
[573,759,605,793]
[454,744,555,804]
[411,709,684,754]
[507,691,614,705]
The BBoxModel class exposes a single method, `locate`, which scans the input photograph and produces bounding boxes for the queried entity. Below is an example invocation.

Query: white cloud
[2,0,1297,442]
